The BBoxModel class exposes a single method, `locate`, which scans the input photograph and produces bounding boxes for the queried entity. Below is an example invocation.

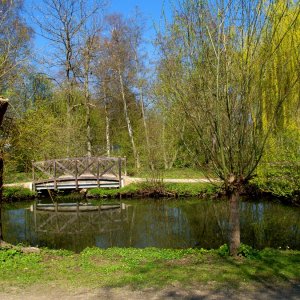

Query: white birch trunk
[118,68,140,169]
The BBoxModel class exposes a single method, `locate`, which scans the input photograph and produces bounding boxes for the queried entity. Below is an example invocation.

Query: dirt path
[1,284,300,300]
[4,177,218,190]
[123,176,219,186]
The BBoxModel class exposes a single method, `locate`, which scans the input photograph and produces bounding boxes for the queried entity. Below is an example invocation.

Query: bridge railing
[32,156,127,188]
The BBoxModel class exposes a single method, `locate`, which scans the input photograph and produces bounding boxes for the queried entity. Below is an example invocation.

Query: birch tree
[104,15,141,169]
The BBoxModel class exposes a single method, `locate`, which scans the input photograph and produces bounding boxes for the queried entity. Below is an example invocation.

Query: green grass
[134,168,206,179]
[3,187,36,201]
[87,182,219,198]
[163,182,219,196]
[0,246,299,290]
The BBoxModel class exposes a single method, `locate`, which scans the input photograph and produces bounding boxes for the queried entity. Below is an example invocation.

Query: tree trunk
[104,102,110,157]
[162,119,168,170]
[84,55,92,158]
[0,156,3,241]
[118,68,140,169]
[229,189,240,256]
[140,92,154,170]
[0,98,9,241]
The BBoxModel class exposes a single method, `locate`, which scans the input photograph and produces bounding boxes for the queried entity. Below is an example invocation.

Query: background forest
[1,0,299,198]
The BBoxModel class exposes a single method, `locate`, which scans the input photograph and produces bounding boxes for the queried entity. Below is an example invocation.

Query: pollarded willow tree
[157,0,300,255]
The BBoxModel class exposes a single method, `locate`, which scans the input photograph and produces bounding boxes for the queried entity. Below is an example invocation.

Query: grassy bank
[87,182,219,199]
[134,168,205,179]
[0,245,299,291]
[2,187,36,202]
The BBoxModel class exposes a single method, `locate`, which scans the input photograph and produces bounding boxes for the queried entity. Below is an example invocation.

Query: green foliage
[0,248,22,262]
[3,186,36,201]
[237,244,260,259]
[253,164,300,197]
[217,244,229,257]
[217,244,263,259]
[253,128,300,197]
[3,171,32,184]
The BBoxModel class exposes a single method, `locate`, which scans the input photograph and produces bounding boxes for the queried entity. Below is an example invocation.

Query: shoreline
[2,180,299,206]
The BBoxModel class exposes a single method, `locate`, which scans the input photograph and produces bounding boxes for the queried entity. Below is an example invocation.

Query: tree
[33,0,105,155]
[101,15,141,169]
[0,0,31,91]
[0,0,31,241]
[0,97,8,241]
[157,0,300,255]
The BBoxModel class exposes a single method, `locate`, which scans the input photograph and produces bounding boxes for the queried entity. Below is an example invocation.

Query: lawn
[0,246,299,291]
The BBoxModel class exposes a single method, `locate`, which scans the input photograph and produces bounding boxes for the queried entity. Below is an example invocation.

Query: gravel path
[1,284,300,300]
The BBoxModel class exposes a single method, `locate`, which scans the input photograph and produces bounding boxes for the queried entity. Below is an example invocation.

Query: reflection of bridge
[30,203,129,234]
[32,156,126,191]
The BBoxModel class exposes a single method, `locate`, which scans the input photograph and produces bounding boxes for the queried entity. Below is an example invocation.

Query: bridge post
[32,160,35,191]
[124,156,127,176]
[53,160,57,190]
[97,159,100,188]
[75,159,78,190]
[118,157,122,188]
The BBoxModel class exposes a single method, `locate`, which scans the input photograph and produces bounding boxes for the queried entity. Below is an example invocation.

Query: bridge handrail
[32,156,127,189]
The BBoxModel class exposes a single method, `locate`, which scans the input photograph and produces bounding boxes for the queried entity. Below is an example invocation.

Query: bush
[238,244,260,259]
[3,187,36,201]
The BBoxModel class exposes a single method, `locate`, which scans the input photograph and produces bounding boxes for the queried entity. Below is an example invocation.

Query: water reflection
[2,199,300,252]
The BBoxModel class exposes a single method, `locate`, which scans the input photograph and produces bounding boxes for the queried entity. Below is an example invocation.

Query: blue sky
[109,0,167,21]
[24,0,172,67]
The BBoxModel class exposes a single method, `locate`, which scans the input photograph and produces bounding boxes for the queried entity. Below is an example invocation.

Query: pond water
[2,198,300,252]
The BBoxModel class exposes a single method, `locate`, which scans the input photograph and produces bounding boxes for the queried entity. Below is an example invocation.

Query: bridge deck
[32,157,126,191]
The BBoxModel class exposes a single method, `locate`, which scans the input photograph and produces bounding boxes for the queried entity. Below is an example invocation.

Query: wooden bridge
[29,202,129,235]
[32,156,126,192]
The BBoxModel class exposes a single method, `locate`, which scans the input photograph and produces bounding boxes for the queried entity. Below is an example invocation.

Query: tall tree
[34,0,105,155]
[103,15,141,169]
[157,0,300,255]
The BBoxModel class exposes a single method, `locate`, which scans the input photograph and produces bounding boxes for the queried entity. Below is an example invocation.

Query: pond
[2,198,300,252]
